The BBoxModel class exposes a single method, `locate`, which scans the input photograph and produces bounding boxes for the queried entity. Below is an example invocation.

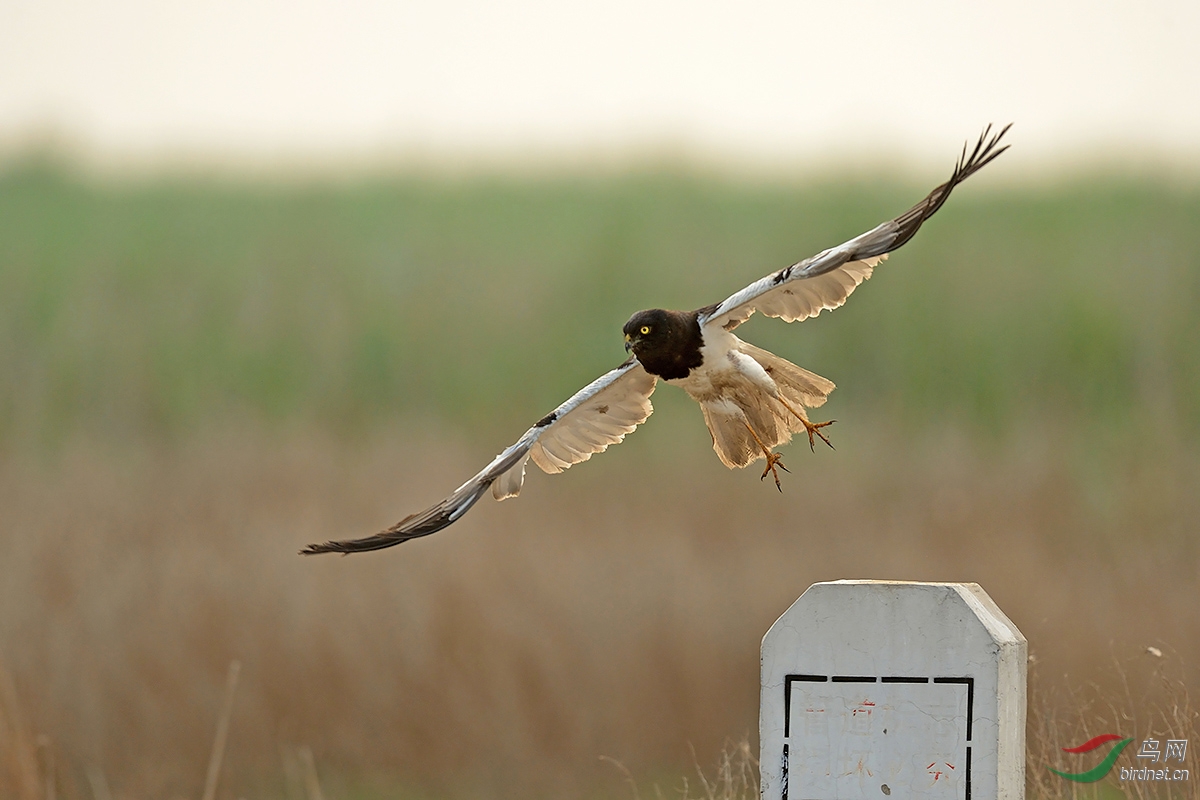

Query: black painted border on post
[779,674,974,800]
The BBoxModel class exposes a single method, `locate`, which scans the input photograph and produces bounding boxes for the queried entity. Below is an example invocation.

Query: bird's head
[623,309,672,357]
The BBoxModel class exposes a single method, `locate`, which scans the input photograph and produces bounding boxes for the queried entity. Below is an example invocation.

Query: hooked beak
[624,333,633,353]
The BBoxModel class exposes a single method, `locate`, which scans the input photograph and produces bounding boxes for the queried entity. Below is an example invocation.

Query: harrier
[303,125,1010,555]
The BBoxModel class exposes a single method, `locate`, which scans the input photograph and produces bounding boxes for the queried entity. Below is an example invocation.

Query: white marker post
[761,581,1026,800]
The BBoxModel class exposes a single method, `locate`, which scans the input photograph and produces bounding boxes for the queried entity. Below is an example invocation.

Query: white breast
[667,326,776,401]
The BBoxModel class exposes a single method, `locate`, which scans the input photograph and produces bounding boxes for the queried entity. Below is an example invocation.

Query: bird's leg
[743,421,789,492]
[776,395,836,452]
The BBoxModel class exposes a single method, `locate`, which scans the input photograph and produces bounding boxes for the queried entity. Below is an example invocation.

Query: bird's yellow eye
[640,326,651,335]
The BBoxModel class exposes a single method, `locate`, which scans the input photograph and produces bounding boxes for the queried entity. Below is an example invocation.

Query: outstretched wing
[699,124,1011,332]
[301,358,657,554]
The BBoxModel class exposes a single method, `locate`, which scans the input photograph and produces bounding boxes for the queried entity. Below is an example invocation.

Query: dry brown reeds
[1,660,45,800]
[0,417,1197,798]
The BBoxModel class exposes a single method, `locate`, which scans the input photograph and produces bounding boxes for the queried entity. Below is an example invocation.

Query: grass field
[0,160,1197,798]
[3,161,1199,446]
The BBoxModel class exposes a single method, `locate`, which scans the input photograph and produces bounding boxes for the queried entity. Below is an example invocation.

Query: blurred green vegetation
[2,160,1198,449]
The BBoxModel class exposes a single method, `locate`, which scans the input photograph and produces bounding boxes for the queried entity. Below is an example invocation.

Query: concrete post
[760,581,1026,800]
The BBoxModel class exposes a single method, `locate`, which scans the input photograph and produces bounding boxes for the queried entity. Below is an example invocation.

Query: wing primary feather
[885,123,1011,253]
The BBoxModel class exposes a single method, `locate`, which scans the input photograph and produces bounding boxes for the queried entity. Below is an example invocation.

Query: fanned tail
[737,342,834,411]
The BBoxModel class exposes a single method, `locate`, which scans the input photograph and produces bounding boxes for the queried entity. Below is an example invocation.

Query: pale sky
[2,0,1199,175]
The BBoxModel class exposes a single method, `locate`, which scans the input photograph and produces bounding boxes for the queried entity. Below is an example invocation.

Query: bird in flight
[302,125,1010,555]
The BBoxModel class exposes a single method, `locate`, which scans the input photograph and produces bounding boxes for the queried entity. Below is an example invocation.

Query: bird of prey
[302,125,1010,555]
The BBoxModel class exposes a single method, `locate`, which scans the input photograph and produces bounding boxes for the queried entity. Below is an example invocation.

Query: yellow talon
[744,421,789,491]
[759,451,790,492]
[802,418,836,452]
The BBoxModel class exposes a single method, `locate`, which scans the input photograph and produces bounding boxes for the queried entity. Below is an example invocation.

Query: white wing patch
[705,254,886,330]
[490,452,532,500]
[528,361,657,474]
[750,256,882,323]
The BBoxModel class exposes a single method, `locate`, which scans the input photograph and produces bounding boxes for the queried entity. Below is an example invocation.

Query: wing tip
[886,123,1013,251]
[298,529,425,556]
[299,510,438,556]
[299,540,352,556]
[953,122,1013,184]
